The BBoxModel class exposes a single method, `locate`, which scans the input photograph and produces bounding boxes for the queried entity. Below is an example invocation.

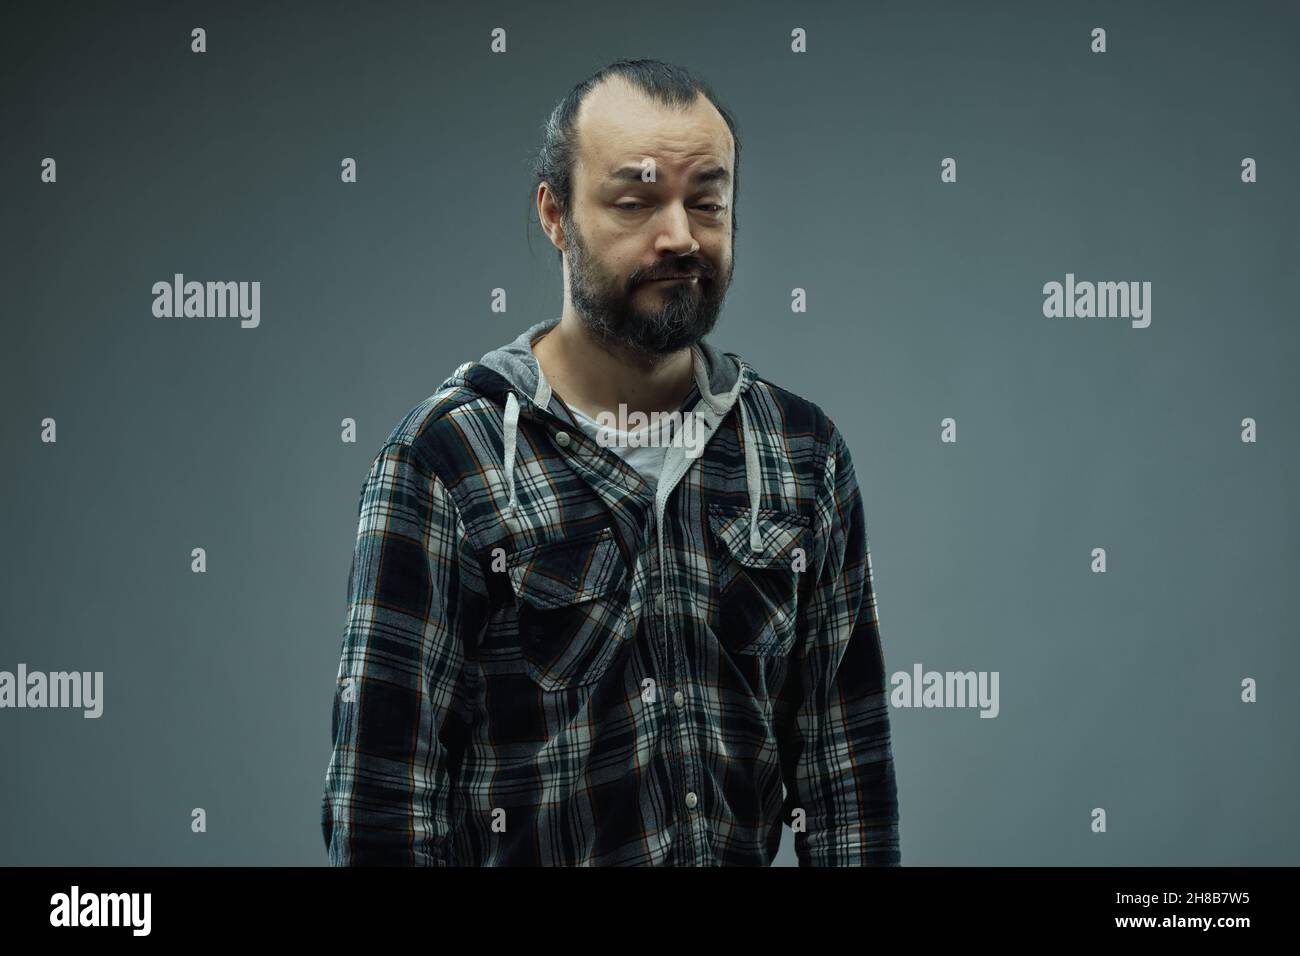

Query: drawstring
[737,399,763,552]
[691,346,763,552]
[503,391,520,513]
[502,353,551,514]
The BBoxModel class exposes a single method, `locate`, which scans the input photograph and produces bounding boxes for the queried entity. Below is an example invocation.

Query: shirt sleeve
[777,421,901,866]
[321,440,474,866]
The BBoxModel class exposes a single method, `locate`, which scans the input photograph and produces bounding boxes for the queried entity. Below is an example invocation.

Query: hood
[470,317,768,553]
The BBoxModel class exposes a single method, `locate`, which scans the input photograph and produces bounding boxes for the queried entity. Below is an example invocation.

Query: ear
[537,184,567,252]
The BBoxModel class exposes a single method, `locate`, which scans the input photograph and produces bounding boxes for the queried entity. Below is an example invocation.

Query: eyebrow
[606,164,731,188]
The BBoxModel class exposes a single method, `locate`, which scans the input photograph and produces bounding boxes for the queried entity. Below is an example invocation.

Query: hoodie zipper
[647,386,744,866]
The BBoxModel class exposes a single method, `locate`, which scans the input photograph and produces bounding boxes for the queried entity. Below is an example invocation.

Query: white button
[672,690,684,707]
[654,593,665,613]
[555,431,571,447]
[685,791,698,809]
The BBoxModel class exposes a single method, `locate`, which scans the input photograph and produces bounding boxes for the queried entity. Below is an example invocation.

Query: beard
[564,210,732,361]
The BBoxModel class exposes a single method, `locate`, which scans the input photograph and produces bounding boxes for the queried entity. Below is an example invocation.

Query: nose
[654,202,700,257]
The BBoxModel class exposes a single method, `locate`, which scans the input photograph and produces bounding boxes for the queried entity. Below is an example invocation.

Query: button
[654,593,665,613]
[555,431,571,447]
[685,791,698,809]
[672,690,684,707]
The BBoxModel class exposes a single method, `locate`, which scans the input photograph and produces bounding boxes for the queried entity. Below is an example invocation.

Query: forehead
[573,77,734,183]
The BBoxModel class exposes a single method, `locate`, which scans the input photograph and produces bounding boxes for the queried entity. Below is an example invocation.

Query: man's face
[561,78,735,359]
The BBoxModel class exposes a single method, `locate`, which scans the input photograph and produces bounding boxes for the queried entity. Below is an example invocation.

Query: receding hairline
[570,78,735,187]
[578,73,729,130]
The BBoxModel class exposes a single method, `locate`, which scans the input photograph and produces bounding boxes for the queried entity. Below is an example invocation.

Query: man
[321,58,900,866]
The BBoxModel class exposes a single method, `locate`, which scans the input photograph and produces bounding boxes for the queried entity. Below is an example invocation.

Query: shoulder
[739,372,861,510]
[741,371,844,462]
[374,368,504,483]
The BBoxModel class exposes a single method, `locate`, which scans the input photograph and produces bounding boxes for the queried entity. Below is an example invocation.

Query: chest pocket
[708,504,811,657]
[507,526,633,692]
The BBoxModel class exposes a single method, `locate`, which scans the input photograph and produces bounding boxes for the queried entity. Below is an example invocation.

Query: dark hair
[532,58,741,259]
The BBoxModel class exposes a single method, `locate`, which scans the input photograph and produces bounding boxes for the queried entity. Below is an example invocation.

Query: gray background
[1,0,1296,866]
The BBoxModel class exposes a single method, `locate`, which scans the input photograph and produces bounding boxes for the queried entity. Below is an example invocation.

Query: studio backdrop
[1,0,1296,865]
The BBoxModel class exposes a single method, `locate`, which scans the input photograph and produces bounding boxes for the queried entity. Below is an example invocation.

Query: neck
[533,311,697,420]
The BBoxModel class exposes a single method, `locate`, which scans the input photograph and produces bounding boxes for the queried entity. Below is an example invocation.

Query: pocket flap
[707,504,811,570]
[507,527,626,609]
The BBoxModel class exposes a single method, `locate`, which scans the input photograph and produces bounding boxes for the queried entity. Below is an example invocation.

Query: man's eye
[616,201,723,214]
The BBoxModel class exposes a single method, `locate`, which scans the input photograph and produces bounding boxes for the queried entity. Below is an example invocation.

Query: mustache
[632,259,715,284]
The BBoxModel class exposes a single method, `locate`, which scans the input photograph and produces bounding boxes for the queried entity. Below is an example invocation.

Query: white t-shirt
[568,404,670,492]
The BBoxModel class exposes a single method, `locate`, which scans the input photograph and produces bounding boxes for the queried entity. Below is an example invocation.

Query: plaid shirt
[321,320,900,866]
